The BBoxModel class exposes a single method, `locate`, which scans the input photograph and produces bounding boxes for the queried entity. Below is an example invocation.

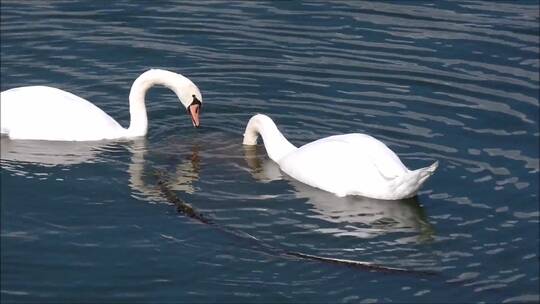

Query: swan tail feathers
[392,160,439,199]
[415,160,439,185]
[419,160,439,177]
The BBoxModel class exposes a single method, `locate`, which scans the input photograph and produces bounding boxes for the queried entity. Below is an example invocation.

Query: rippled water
[1,1,539,303]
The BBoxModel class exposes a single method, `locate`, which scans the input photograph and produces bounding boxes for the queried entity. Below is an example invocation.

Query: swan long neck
[243,114,297,163]
[127,69,199,137]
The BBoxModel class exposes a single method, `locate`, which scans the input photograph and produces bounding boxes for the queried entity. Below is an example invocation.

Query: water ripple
[1,0,538,303]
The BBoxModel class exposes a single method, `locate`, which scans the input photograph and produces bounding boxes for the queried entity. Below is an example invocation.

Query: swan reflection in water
[243,145,434,242]
[127,138,200,203]
[1,136,109,167]
[0,136,199,204]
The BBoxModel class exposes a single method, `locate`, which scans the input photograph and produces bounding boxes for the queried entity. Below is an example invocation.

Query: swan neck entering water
[127,69,200,137]
[243,114,297,162]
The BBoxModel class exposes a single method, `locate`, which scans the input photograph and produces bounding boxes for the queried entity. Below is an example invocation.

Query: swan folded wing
[279,136,401,196]
[315,134,408,179]
[2,86,124,140]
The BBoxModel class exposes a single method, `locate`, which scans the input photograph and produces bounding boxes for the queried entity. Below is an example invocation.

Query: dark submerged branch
[153,169,436,276]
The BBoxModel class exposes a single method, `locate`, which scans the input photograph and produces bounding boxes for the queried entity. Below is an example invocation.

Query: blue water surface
[1,1,539,303]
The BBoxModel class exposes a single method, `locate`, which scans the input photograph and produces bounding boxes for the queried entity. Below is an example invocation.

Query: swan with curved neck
[243,114,438,200]
[0,69,202,141]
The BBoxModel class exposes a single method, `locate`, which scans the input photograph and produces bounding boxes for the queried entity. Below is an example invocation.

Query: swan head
[130,69,203,128]
[172,76,203,128]
[187,94,202,128]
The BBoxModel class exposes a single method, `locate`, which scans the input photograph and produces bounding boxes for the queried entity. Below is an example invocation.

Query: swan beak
[188,104,200,128]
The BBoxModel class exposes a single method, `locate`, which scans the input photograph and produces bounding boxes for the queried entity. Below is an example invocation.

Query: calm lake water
[1,1,539,303]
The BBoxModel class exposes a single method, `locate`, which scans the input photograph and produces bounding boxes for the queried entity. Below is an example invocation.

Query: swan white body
[0,69,202,141]
[243,114,438,200]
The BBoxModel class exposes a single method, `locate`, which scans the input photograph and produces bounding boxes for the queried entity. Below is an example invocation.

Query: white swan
[0,69,202,141]
[243,114,438,200]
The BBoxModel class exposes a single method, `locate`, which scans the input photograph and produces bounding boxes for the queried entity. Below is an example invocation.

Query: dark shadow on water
[152,166,437,276]
[137,139,438,275]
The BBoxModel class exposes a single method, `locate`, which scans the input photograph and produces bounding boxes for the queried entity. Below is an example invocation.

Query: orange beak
[188,104,200,128]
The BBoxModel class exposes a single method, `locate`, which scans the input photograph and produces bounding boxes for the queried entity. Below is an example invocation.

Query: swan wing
[325,134,408,179]
[278,134,408,197]
[1,86,125,141]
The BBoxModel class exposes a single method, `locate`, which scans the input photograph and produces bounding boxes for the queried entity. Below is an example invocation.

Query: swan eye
[191,95,202,107]
[187,95,202,114]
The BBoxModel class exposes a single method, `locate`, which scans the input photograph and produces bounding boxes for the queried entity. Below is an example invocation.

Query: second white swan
[243,114,438,200]
[0,69,202,141]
